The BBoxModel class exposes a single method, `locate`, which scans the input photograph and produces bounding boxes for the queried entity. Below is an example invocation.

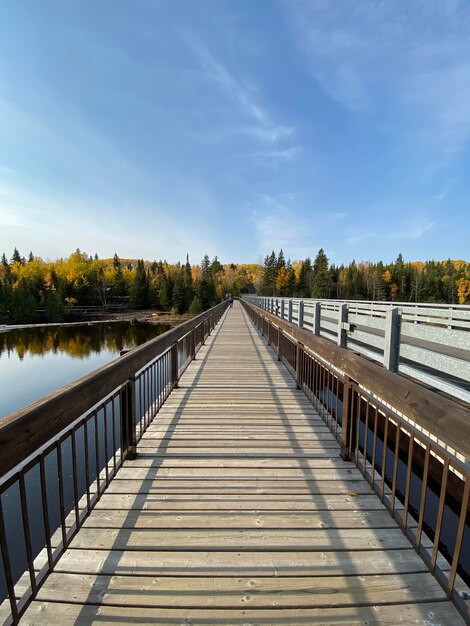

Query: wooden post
[298,301,304,328]
[384,307,401,373]
[171,342,179,389]
[280,299,285,320]
[312,302,321,335]
[288,300,293,323]
[120,378,136,460]
[337,303,348,348]
[267,320,271,346]
[340,376,351,461]
[278,328,283,361]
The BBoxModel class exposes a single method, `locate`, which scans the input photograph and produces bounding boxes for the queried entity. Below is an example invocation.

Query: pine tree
[172,269,186,314]
[130,260,148,308]
[198,255,216,310]
[297,258,313,297]
[112,253,126,299]
[188,296,202,315]
[260,251,277,296]
[184,254,194,309]
[312,249,331,298]
[11,247,23,265]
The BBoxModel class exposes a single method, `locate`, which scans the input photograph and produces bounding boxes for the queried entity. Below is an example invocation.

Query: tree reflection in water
[0,321,168,360]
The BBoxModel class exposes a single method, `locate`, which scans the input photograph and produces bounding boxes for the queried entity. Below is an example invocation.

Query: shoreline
[0,310,194,333]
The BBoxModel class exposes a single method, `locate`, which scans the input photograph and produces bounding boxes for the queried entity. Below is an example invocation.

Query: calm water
[0,321,170,419]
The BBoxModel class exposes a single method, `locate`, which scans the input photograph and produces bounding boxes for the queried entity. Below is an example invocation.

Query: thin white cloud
[251,194,319,259]
[284,0,470,153]
[346,217,438,246]
[252,146,301,165]
[186,36,295,144]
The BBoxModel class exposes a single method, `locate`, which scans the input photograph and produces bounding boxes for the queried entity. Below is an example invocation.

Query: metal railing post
[190,328,196,360]
[120,378,137,460]
[295,342,303,389]
[384,307,401,373]
[171,342,179,389]
[340,376,351,460]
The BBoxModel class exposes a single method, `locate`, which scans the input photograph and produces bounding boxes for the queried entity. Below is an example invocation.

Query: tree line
[1,247,468,325]
[0,248,259,324]
[259,249,470,303]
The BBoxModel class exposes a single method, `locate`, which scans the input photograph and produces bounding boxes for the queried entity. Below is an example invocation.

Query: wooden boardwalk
[21,303,464,625]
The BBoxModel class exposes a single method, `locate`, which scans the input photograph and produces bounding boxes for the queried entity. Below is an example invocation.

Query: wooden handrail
[0,302,228,477]
[240,299,470,459]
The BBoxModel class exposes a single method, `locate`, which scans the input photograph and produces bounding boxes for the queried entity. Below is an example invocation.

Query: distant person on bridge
[227,294,234,307]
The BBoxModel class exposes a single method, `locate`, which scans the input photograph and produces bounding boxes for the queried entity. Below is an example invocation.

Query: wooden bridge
[0,301,469,624]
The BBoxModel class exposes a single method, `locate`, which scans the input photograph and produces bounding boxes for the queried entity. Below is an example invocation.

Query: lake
[0,321,169,419]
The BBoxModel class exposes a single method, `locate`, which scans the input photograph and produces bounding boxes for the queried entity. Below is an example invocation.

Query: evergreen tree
[297,258,313,297]
[198,255,216,310]
[184,254,194,309]
[159,273,173,310]
[188,296,202,315]
[11,247,23,265]
[312,249,331,298]
[259,251,277,296]
[130,259,148,308]
[286,260,296,297]
[112,253,127,299]
[172,269,186,314]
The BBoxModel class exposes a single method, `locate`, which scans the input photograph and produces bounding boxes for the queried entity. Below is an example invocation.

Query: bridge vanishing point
[0,300,469,625]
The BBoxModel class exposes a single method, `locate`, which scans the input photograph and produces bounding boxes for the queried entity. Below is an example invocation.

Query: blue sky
[0,0,469,265]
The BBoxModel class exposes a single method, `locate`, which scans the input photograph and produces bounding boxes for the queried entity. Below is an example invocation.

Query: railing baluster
[448,477,470,593]
[39,455,53,570]
[0,496,19,623]
[416,443,431,548]
[391,423,401,515]
[380,415,389,502]
[431,457,449,572]
[402,433,414,530]
[71,429,80,528]
[18,472,37,595]
[56,441,67,549]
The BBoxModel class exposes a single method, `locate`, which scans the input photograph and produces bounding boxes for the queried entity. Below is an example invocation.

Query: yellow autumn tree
[456,278,470,304]
[276,266,290,296]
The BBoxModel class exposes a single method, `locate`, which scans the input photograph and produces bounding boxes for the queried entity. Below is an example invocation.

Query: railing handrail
[0,301,227,478]
[240,299,470,459]
[243,294,470,313]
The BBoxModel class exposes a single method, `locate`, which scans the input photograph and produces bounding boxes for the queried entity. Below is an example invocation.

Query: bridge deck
[22,303,463,624]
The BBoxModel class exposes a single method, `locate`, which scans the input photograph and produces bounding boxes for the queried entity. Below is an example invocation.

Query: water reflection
[0,321,167,360]
[0,321,169,418]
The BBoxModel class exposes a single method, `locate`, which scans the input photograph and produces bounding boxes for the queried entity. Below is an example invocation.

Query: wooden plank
[115,467,364,480]
[51,546,428,577]
[67,527,414,551]
[94,493,387,511]
[103,479,374,495]
[31,572,449,608]
[122,457,348,468]
[80,509,410,530]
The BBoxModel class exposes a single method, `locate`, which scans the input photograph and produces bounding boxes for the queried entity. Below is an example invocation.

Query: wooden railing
[244,295,470,403]
[0,301,228,624]
[240,299,470,618]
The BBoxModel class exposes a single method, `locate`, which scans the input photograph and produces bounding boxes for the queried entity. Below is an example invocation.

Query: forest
[0,247,469,325]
